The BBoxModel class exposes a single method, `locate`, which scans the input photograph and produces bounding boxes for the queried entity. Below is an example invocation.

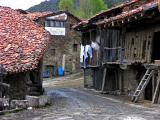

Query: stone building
[0,7,50,99]
[27,11,81,77]
[74,0,160,104]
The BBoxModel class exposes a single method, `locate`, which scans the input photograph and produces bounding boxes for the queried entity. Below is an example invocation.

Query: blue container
[42,71,50,78]
[58,67,63,76]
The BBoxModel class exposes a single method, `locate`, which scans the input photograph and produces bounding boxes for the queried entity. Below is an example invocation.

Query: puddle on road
[54,116,74,120]
[123,116,146,120]
[111,115,146,120]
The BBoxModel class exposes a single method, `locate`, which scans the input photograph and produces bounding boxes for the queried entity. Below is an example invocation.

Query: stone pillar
[62,54,66,71]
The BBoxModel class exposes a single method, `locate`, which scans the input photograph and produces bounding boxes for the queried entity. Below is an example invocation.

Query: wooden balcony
[81,49,100,68]
[103,47,124,64]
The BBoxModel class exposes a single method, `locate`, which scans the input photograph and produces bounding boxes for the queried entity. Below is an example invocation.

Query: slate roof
[0,6,50,73]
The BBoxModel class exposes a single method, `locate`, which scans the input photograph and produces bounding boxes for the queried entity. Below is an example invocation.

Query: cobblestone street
[0,73,160,120]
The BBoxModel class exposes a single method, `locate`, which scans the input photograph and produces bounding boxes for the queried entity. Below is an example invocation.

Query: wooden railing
[103,47,124,64]
[81,49,100,68]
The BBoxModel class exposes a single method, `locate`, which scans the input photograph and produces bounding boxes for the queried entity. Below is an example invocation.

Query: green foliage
[74,8,86,19]
[59,0,74,12]
[75,0,107,19]
[28,0,59,12]
[104,0,127,8]
[27,0,128,19]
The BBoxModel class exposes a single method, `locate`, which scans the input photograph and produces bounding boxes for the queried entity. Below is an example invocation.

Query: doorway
[152,32,160,62]
[145,78,152,101]
[105,68,119,92]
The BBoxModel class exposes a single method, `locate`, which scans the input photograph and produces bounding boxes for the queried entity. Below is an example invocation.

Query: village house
[27,11,81,77]
[74,0,160,104]
[0,6,50,100]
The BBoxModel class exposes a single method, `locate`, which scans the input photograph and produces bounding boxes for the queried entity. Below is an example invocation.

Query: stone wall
[3,60,43,100]
[84,69,94,88]
[43,14,81,76]
[122,66,139,95]
[4,72,28,100]
[121,65,146,96]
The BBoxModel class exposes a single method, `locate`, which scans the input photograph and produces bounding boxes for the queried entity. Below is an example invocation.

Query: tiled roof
[54,11,81,22]
[27,11,81,22]
[74,0,157,30]
[73,0,140,29]
[72,20,88,29]
[97,0,158,25]
[27,12,53,20]
[0,6,50,73]
[88,0,140,22]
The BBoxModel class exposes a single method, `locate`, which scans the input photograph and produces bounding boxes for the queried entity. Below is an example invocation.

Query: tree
[75,0,107,19]
[59,0,74,12]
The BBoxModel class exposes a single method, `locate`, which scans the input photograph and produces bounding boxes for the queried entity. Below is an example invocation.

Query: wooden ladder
[132,69,154,103]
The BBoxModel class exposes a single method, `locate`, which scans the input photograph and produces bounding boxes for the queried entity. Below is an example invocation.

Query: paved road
[1,88,160,120]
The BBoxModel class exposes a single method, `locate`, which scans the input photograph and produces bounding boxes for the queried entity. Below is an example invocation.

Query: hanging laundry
[91,42,100,50]
[85,45,92,59]
[83,46,87,68]
[88,45,93,60]
[80,44,84,63]
[83,45,93,68]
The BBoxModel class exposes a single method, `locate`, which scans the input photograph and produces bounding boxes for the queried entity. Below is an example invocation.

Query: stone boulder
[10,100,29,109]
[26,95,51,107]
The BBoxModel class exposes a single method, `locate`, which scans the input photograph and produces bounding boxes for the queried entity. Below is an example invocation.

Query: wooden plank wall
[124,28,153,63]
[100,28,121,63]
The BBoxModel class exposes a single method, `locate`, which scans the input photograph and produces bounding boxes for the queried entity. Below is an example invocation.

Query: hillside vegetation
[27,0,127,18]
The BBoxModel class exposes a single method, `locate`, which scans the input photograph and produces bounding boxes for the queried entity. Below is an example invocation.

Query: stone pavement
[0,73,160,120]
[0,88,160,120]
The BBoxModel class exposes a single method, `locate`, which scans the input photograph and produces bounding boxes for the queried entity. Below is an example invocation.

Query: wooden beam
[0,82,10,88]
[128,18,130,22]
[152,71,160,104]
[158,92,160,104]
[101,68,107,93]
[135,16,137,20]
[112,22,114,26]
[152,72,156,101]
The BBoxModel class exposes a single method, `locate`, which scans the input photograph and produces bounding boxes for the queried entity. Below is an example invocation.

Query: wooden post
[119,69,123,94]
[62,54,66,72]
[0,65,7,98]
[158,92,160,104]
[152,72,155,101]
[101,68,107,93]
[0,79,2,98]
[152,70,160,104]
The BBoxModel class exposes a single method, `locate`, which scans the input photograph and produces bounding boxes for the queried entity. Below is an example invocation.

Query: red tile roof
[0,6,50,73]
[27,12,53,20]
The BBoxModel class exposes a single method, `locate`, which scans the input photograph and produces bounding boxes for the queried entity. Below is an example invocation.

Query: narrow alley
[0,73,160,120]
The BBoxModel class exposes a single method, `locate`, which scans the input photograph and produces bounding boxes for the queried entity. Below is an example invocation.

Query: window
[61,22,65,27]
[51,49,55,56]
[45,20,50,27]
[45,20,65,28]
[73,44,78,52]
[55,21,60,27]
[50,21,55,27]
